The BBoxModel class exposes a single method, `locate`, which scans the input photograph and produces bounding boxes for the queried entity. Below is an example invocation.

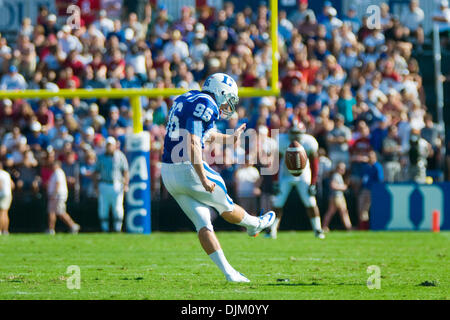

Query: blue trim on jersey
[162,90,220,164]
[187,93,218,107]
[203,163,220,176]
[206,176,234,205]
[187,93,220,116]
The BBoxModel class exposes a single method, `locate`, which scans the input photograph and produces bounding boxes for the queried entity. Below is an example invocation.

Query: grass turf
[0,231,448,300]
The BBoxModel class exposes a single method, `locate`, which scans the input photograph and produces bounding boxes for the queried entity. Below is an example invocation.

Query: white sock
[310,217,322,232]
[209,249,237,276]
[271,217,280,232]
[237,212,260,228]
[114,221,123,232]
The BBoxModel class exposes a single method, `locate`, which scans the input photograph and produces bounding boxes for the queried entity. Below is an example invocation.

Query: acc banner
[370,183,450,231]
[125,131,151,234]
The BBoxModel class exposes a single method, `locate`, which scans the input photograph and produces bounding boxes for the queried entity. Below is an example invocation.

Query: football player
[161,73,276,283]
[269,121,325,239]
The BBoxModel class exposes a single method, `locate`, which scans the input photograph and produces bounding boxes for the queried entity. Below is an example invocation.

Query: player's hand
[308,184,317,196]
[202,179,216,193]
[253,187,261,196]
[233,123,246,145]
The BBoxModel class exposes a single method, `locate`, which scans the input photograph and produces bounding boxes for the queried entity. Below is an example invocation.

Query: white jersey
[48,168,68,199]
[279,133,319,180]
[0,170,12,198]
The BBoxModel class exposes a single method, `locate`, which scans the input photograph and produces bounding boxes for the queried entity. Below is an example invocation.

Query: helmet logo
[222,74,232,87]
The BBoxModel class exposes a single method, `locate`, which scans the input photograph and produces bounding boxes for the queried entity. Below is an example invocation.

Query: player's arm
[121,153,129,192]
[205,124,246,146]
[189,133,215,193]
[330,179,347,192]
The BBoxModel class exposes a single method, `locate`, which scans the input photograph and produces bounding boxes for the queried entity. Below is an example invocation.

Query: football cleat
[226,272,250,283]
[315,230,325,239]
[247,211,276,237]
[71,224,81,234]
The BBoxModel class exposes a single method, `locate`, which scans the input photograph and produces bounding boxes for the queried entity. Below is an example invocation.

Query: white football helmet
[289,121,306,142]
[202,73,239,120]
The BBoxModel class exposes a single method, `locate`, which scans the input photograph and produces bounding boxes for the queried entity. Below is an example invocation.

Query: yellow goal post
[0,0,279,134]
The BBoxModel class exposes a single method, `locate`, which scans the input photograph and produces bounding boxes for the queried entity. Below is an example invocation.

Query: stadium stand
[0,0,448,232]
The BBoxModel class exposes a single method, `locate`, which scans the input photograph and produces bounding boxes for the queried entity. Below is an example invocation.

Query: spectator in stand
[400,0,424,47]
[350,120,372,197]
[0,36,12,72]
[289,0,316,28]
[421,113,442,178]
[94,10,114,36]
[337,84,356,126]
[47,160,80,234]
[343,5,361,34]
[163,29,189,63]
[317,147,333,203]
[62,150,80,201]
[58,25,83,55]
[379,3,393,30]
[408,128,431,183]
[43,13,59,36]
[327,114,351,167]
[80,150,97,199]
[1,66,27,90]
[359,151,384,230]
[0,162,13,235]
[382,125,402,182]
[323,161,352,232]
[234,156,261,215]
[432,0,450,48]
[15,150,40,195]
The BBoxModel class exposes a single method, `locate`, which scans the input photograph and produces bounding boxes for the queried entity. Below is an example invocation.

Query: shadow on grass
[265,282,321,287]
[265,282,364,287]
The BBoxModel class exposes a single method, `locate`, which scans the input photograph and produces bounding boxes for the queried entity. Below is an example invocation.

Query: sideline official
[94,137,129,232]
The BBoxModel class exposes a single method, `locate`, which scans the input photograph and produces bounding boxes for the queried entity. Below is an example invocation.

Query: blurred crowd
[0,0,449,231]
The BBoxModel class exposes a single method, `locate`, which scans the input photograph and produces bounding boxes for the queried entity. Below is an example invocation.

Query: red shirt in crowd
[281,70,303,92]
[350,136,372,163]
[57,75,81,88]
[77,0,100,26]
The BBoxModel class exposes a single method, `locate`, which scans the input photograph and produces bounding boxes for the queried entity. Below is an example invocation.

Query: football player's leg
[200,163,274,237]
[296,177,324,238]
[0,196,11,233]
[98,184,111,232]
[336,195,352,230]
[111,189,124,232]
[0,209,8,233]
[322,197,337,232]
[47,198,57,232]
[56,198,79,233]
[174,194,248,282]
[269,179,293,238]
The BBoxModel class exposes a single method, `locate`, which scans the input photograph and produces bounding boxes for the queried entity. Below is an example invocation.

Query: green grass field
[0,231,448,300]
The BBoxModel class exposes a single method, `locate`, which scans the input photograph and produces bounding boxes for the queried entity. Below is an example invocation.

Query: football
[285,141,308,177]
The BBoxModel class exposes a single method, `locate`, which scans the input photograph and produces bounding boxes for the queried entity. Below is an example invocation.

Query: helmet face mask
[220,92,239,120]
[203,73,239,120]
[289,131,302,142]
[289,122,306,142]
